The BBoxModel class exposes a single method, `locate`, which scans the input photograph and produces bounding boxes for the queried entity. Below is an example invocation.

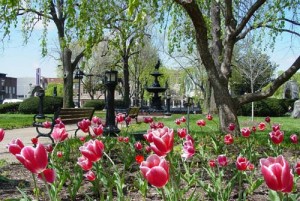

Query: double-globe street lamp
[103,69,120,136]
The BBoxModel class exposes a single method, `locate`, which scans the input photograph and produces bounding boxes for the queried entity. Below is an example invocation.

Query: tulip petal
[38,169,56,183]
[146,166,168,188]
[261,165,280,191]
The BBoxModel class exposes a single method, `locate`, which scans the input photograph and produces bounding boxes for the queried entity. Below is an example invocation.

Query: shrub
[19,96,63,114]
[0,102,21,113]
[115,100,126,109]
[83,99,106,110]
[238,98,296,117]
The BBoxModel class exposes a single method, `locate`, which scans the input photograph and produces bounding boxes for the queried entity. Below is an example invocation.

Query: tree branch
[236,56,300,105]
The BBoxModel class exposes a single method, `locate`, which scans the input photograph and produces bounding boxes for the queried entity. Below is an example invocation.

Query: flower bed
[0,115,299,200]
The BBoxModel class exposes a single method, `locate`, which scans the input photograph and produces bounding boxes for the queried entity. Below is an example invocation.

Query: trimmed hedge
[18,96,63,114]
[238,98,296,117]
[0,102,21,113]
[83,99,106,110]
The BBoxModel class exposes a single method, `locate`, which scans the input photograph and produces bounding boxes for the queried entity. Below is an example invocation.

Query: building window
[13,87,16,94]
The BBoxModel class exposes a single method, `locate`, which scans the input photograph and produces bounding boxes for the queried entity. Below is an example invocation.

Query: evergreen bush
[83,99,105,110]
[18,96,63,114]
[0,102,21,113]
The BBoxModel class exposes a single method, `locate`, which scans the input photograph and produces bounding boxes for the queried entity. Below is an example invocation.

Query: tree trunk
[62,48,74,108]
[123,56,131,108]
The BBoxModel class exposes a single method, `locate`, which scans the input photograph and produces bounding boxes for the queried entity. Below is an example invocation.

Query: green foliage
[0,102,21,113]
[83,99,105,110]
[238,98,295,117]
[45,83,63,97]
[18,96,63,114]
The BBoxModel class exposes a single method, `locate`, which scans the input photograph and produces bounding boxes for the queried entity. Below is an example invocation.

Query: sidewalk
[0,125,79,163]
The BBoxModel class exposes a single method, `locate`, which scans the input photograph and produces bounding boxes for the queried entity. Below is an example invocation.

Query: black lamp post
[75,67,84,108]
[103,69,120,136]
[164,90,172,116]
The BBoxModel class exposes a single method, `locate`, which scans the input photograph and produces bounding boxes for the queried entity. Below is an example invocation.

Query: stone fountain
[146,60,167,110]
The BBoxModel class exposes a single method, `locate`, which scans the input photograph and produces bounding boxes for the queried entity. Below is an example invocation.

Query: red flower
[143,117,153,123]
[295,162,300,176]
[217,155,228,167]
[206,114,213,121]
[196,119,206,127]
[290,134,298,144]
[135,155,144,164]
[116,113,125,123]
[224,134,234,145]
[92,125,103,136]
[248,163,255,171]
[252,126,257,132]
[181,140,195,160]
[79,136,86,142]
[185,134,194,143]
[209,159,216,168]
[51,127,68,142]
[16,144,48,174]
[272,124,280,132]
[57,151,63,158]
[180,116,186,123]
[265,116,271,123]
[156,122,164,129]
[241,127,251,138]
[269,130,284,144]
[78,119,91,133]
[140,154,169,188]
[177,128,187,138]
[7,138,24,155]
[45,144,53,153]
[228,123,235,131]
[0,128,5,142]
[258,122,266,131]
[42,121,52,129]
[84,170,96,181]
[134,141,143,151]
[92,116,102,126]
[117,136,124,142]
[145,145,152,153]
[125,116,132,125]
[79,139,105,162]
[31,137,38,145]
[38,168,56,183]
[77,156,93,171]
[150,127,174,156]
[175,119,181,125]
[236,156,249,171]
[260,155,293,193]
[123,137,129,143]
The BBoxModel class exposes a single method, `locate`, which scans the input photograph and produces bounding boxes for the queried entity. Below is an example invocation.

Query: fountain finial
[154,59,160,70]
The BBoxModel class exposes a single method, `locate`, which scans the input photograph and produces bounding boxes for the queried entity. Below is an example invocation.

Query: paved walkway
[0,125,79,163]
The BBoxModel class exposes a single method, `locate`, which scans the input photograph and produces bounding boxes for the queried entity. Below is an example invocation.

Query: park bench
[116,106,140,127]
[33,107,95,144]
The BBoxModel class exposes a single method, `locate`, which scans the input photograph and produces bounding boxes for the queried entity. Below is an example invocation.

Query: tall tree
[0,0,117,108]
[130,0,300,134]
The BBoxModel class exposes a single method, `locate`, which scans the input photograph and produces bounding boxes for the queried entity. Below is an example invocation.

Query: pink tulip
[236,156,249,171]
[125,116,131,125]
[175,119,181,125]
[57,151,63,158]
[252,126,257,132]
[31,137,38,145]
[181,140,195,160]
[272,124,280,132]
[143,117,153,123]
[295,162,300,176]
[258,122,266,131]
[290,134,298,144]
[92,116,102,126]
[247,163,255,171]
[43,121,52,129]
[77,156,93,171]
[79,139,104,162]
[224,134,234,145]
[124,137,129,143]
[38,168,56,183]
[206,114,213,121]
[7,138,24,155]
[51,127,68,142]
[180,116,186,123]
[92,125,104,136]
[260,155,293,193]
[45,144,53,153]
[217,155,228,167]
[185,134,195,144]
[134,141,143,151]
[177,128,187,138]
[228,123,235,131]
[209,159,216,168]
[0,128,5,142]
[149,127,174,156]
[16,143,48,174]
[241,127,251,138]
[78,119,91,133]
[265,116,271,123]
[140,154,169,188]
[116,113,125,123]
[269,130,284,144]
[196,119,206,127]
[84,170,96,181]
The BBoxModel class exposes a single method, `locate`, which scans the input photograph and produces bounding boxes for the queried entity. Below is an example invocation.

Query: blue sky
[0,21,299,78]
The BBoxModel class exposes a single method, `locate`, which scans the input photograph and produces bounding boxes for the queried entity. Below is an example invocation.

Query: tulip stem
[161,187,167,201]
[32,173,39,199]
[41,172,52,201]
